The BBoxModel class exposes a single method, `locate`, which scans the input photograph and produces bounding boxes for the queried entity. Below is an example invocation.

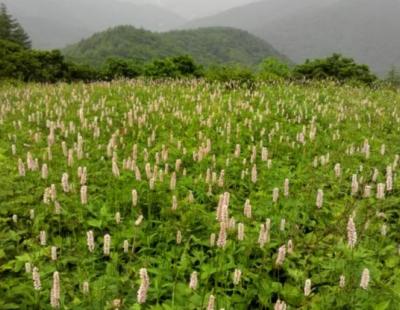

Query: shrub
[205,65,255,88]
[66,62,103,82]
[258,57,292,81]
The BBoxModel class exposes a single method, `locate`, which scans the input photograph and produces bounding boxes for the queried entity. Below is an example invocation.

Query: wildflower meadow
[1,80,400,309]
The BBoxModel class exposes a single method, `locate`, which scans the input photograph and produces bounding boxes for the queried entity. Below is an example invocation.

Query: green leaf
[87,219,102,228]
[373,301,390,310]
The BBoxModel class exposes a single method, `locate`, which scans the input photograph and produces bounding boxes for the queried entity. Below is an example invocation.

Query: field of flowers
[1,80,400,309]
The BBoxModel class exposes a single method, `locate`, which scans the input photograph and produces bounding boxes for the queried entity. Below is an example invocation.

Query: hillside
[3,0,186,49]
[184,0,400,75]
[63,26,288,67]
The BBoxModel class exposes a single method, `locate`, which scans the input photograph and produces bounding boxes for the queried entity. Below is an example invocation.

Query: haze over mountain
[185,0,340,32]
[122,0,257,19]
[63,26,287,67]
[3,0,186,49]
[185,0,400,74]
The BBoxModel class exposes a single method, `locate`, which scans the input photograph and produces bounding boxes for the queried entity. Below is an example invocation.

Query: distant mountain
[185,0,339,31]
[185,0,400,75]
[3,0,186,49]
[63,26,288,67]
[122,0,257,19]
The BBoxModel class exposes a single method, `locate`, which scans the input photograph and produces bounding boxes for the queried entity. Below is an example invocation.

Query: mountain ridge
[63,25,289,67]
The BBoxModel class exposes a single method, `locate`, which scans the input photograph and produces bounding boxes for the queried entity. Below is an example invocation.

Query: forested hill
[63,26,288,67]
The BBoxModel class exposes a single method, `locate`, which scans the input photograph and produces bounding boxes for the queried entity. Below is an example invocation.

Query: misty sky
[122,0,258,18]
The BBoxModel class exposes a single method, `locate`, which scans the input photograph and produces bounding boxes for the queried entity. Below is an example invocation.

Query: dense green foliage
[144,56,202,78]
[0,39,102,83]
[1,80,400,309]
[258,57,292,81]
[104,58,143,80]
[103,56,203,80]
[63,25,287,68]
[0,3,30,48]
[294,54,378,85]
[0,39,69,82]
[0,39,202,83]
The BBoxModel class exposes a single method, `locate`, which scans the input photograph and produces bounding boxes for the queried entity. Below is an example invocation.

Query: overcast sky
[122,0,258,18]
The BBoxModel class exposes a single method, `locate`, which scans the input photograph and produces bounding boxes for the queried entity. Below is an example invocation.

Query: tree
[144,56,201,78]
[144,58,179,78]
[294,54,377,85]
[170,55,202,77]
[0,3,31,48]
[104,58,142,80]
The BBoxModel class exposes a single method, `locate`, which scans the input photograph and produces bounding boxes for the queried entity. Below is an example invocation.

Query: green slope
[63,25,289,67]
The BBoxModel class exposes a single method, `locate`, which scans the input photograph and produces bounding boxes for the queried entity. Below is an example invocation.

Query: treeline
[0,39,202,82]
[1,2,400,87]
[2,2,400,87]
[3,37,396,85]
